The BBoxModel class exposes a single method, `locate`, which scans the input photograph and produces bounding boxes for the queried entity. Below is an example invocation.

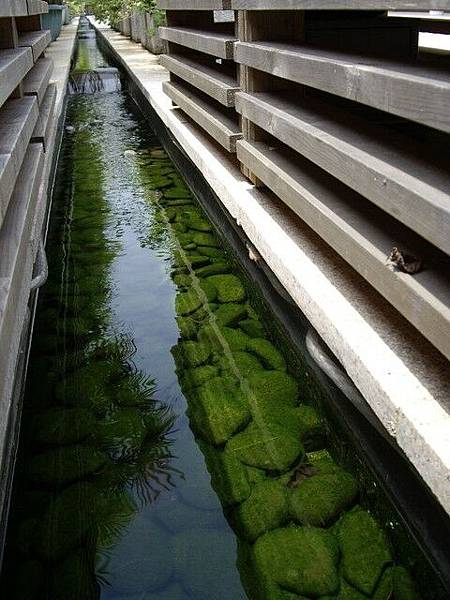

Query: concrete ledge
[93,23,450,514]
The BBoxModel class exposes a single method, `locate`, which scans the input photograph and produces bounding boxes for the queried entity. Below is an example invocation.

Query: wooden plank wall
[0,0,56,445]
[151,2,450,360]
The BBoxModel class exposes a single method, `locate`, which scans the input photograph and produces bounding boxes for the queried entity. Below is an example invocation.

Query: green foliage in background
[88,0,164,26]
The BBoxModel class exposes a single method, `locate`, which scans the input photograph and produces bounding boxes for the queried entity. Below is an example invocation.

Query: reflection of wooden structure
[0,0,56,519]
[154,0,450,364]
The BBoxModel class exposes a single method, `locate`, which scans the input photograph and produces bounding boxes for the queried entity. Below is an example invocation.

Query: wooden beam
[0,47,33,107]
[235,91,450,255]
[0,1,28,17]
[163,80,242,151]
[160,54,239,106]
[27,0,48,15]
[0,17,19,48]
[237,138,450,360]
[158,0,231,8]
[18,29,51,62]
[231,1,450,9]
[235,41,450,133]
[31,81,56,150]
[22,56,52,104]
[159,26,236,58]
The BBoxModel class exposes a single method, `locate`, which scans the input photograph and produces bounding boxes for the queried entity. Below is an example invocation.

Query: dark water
[0,23,435,600]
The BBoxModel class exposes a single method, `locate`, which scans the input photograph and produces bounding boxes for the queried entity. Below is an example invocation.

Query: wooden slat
[160,54,239,106]
[27,0,48,15]
[0,96,39,228]
[163,80,242,151]
[159,26,236,59]
[158,0,231,7]
[18,30,51,62]
[31,81,56,149]
[22,56,52,104]
[235,41,450,133]
[236,91,450,255]
[0,0,28,17]
[237,138,450,360]
[0,47,33,108]
[231,1,450,8]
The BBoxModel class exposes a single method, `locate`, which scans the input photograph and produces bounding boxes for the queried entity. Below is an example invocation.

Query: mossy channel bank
[0,23,446,600]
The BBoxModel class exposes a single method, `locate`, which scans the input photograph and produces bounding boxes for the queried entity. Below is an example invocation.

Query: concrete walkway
[92,22,450,515]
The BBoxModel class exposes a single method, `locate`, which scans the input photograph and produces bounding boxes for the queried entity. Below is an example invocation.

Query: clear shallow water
[0,25,434,600]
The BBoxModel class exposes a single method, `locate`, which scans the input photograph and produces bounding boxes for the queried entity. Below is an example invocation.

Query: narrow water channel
[0,22,442,600]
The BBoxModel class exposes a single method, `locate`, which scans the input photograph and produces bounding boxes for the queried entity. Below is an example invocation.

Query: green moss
[261,405,325,450]
[173,529,245,600]
[191,232,221,248]
[200,442,251,506]
[205,274,246,303]
[29,445,107,486]
[197,324,248,353]
[185,255,211,268]
[190,377,251,446]
[172,340,211,367]
[163,188,192,199]
[247,370,299,413]
[181,365,220,389]
[175,290,203,316]
[233,479,289,542]
[196,246,226,258]
[321,578,367,600]
[54,360,122,406]
[95,408,149,459]
[185,216,212,232]
[247,338,286,371]
[195,261,232,278]
[253,526,340,597]
[226,421,304,472]
[199,279,218,302]
[373,567,394,600]
[245,465,267,484]
[337,507,393,596]
[239,318,265,338]
[214,303,248,327]
[173,273,191,288]
[220,351,264,378]
[290,469,358,526]
[33,408,95,445]
[176,315,199,339]
[392,566,421,600]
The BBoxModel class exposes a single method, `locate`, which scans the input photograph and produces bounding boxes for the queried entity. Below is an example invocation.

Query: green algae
[253,526,340,597]
[176,315,199,339]
[32,408,95,446]
[172,340,211,367]
[233,479,289,542]
[199,278,218,302]
[195,261,232,277]
[226,421,304,472]
[175,289,203,316]
[247,337,287,371]
[392,566,422,600]
[200,442,251,506]
[247,370,299,413]
[181,364,220,389]
[239,318,266,338]
[336,507,393,596]
[206,274,247,303]
[214,303,248,327]
[220,350,264,377]
[29,445,108,486]
[290,470,358,526]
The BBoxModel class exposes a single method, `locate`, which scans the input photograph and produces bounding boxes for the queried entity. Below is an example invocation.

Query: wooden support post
[0,17,19,48]
[238,10,304,185]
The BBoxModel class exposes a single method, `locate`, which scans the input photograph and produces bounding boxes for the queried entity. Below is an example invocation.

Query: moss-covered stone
[176,315,198,339]
[226,421,304,472]
[214,303,248,327]
[206,274,246,303]
[290,469,358,526]
[321,578,367,600]
[200,442,251,506]
[199,279,218,302]
[391,566,421,600]
[173,529,245,600]
[247,338,286,371]
[164,188,192,199]
[247,370,299,414]
[195,261,231,278]
[48,550,99,600]
[373,567,394,600]
[185,254,211,268]
[172,340,211,367]
[196,245,226,259]
[95,408,149,459]
[33,408,95,445]
[29,445,107,486]
[260,405,325,450]
[233,479,289,542]
[54,360,122,405]
[337,507,393,596]
[175,289,203,316]
[239,318,265,338]
[190,378,251,446]
[191,232,221,248]
[197,324,249,354]
[181,365,220,389]
[220,350,264,378]
[253,526,340,597]
[173,273,191,288]
[186,216,212,232]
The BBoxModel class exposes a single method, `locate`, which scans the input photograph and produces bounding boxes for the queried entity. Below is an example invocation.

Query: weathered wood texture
[22,56,52,104]
[0,97,39,227]
[159,26,236,58]
[160,54,238,106]
[237,139,450,361]
[0,0,28,17]
[236,91,450,255]
[30,81,56,149]
[158,0,231,8]
[0,47,33,107]
[235,41,450,133]
[18,29,51,62]
[163,80,242,151]
[26,0,48,15]
[231,1,450,8]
